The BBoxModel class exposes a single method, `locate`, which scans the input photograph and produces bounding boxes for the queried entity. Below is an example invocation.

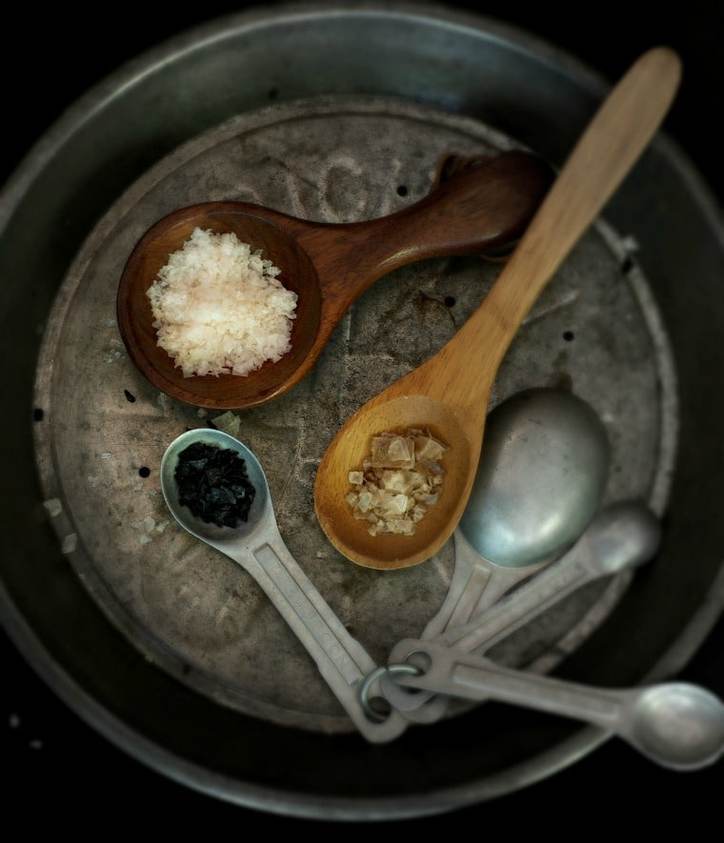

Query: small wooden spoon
[314,48,681,570]
[117,151,552,409]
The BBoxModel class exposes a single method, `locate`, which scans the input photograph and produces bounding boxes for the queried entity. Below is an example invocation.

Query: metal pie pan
[2,2,724,820]
[34,94,676,731]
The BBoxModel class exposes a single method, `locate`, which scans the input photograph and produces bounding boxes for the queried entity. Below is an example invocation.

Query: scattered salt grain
[212,411,241,438]
[157,393,173,415]
[43,498,62,518]
[620,235,640,254]
[61,533,78,554]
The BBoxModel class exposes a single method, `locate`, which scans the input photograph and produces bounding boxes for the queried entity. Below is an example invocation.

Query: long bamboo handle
[410,48,681,414]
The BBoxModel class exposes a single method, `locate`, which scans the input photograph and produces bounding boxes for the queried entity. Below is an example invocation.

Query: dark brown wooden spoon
[116,151,552,410]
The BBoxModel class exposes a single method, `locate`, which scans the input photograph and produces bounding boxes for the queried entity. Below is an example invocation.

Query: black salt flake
[175,442,255,528]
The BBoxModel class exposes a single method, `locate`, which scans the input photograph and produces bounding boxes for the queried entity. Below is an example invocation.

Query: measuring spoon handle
[443,535,594,652]
[393,642,724,770]
[385,544,592,715]
[447,502,659,653]
[398,640,630,729]
[226,519,407,743]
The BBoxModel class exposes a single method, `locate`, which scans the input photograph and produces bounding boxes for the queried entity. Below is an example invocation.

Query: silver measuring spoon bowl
[628,684,724,770]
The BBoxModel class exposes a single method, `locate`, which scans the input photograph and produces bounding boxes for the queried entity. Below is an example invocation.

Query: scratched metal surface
[33,98,677,732]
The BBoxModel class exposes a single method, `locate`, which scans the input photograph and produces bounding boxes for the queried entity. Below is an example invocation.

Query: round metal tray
[2,2,724,820]
[33,96,676,732]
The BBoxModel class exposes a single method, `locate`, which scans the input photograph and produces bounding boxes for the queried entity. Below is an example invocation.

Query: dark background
[2,0,722,827]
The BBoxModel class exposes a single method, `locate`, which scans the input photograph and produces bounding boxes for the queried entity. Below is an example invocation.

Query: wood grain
[314,48,682,570]
[116,151,552,410]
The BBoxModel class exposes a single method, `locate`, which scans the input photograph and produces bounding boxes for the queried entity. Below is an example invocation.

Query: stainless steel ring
[359,664,422,722]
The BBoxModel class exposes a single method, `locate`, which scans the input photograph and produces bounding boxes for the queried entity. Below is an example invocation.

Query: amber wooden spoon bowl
[315,48,681,570]
[116,151,552,410]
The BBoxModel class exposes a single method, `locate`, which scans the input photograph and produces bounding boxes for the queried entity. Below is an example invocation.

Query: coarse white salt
[147,228,297,377]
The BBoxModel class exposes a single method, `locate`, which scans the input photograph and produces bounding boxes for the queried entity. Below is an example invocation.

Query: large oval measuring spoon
[424,388,609,638]
[382,388,609,717]
[160,428,406,743]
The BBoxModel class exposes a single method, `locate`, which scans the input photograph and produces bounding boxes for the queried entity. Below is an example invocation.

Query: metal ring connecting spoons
[390,640,724,770]
[160,429,407,743]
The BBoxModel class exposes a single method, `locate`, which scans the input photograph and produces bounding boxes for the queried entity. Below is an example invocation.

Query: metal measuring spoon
[160,428,406,743]
[382,389,609,718]
[387,502,661,720]
[390,640,724,771]
[425,388,610,638]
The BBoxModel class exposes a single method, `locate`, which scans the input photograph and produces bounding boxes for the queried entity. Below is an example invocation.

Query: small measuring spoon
[390,640,724,771]
[160,428,406,743]
[424,388,609,638]
[387,502,660,719]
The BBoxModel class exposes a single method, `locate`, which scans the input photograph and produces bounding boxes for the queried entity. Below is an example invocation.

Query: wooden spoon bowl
[117,151,553,409]
[117,206,322,408]
[316,395,475,570]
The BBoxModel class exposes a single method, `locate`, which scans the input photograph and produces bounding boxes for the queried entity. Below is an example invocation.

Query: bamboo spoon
[117,151,551,409]
[314,48,681,570]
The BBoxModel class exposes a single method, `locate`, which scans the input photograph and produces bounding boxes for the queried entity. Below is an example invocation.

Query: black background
[2,0,722,827]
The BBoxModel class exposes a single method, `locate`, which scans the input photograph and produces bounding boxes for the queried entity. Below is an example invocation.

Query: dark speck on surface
[138,466,151,478]
[549,371,574,392]
[124,389,136,403]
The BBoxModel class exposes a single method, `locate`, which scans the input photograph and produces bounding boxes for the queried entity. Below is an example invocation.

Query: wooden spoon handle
[452,47,681,398]
[485,48,680,334]
[295,151,552,309]
[403,47,681,415]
